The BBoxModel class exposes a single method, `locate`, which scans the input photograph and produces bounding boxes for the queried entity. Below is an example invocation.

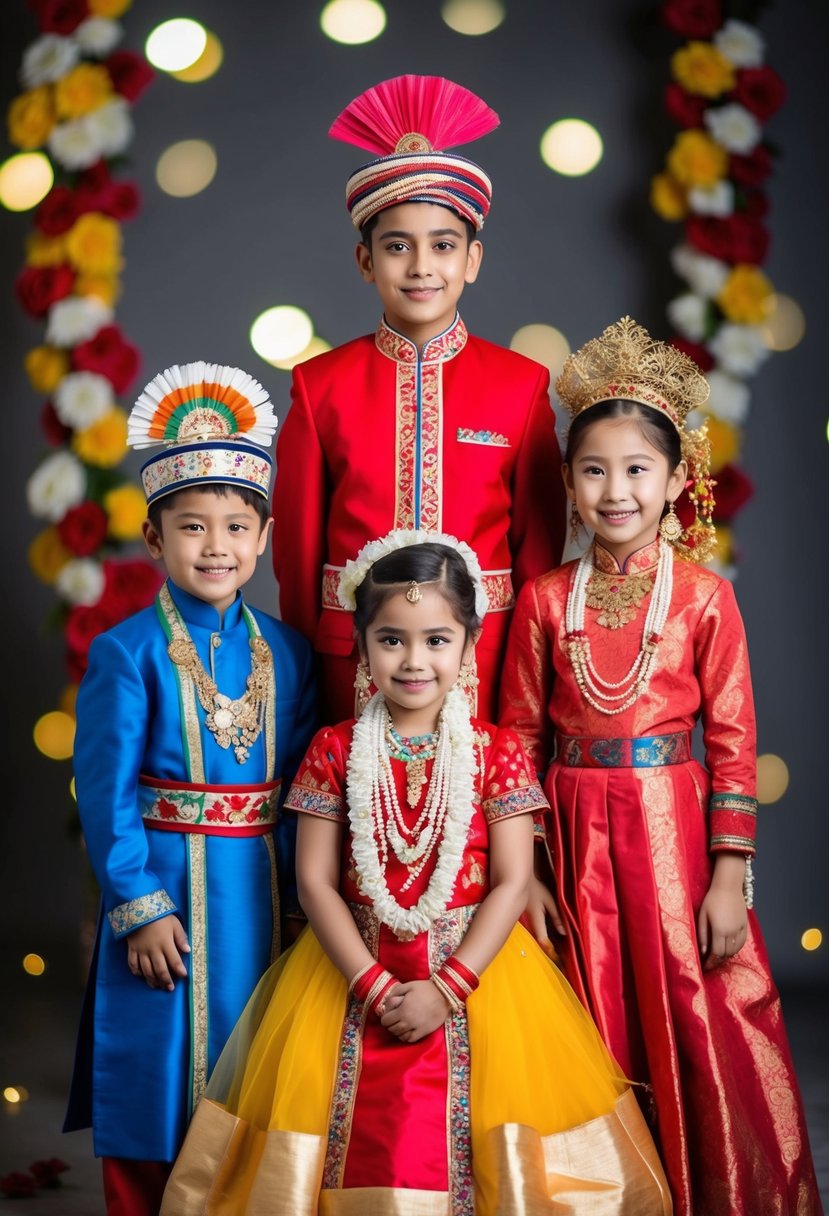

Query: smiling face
[563,415,687,566]
[142,487,272,620]
[362,585,473,735]
[355,201,483,348]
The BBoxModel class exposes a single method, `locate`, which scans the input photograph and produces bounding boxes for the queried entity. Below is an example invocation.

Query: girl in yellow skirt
[161,532,672,1216]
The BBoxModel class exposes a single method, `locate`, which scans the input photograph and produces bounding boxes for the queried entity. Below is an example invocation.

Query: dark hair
[564,399,682,470]
[147,483,270,534]
[360,209,477,250]
[353,543,482,641]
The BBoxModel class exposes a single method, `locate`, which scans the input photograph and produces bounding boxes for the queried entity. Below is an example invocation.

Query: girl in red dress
[161,532,671,1215]
[501,317,822,1215]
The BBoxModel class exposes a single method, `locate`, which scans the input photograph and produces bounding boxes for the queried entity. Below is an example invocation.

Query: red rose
[72,325,140,394]
[101,180,141,221]
[729,145,773,187]
[15,264,75,318]
[65,603,114,672]
[35,0,89,34]
[103,558,164,618]
[741,190,769,219]
[732,67,786,122]
[41,400,73,447]
[75,160,111,210]
[105,51,155,103]
[669,337,715,372]
[660,0,721,39]
[0,1172,36,1199]
[673,487,696,531]
[685,213,770,264]
[711,462,754,522]
[36,185,79,236]
[57,501,109,557]
[664,83,706,129]
[30,1159,70,1189]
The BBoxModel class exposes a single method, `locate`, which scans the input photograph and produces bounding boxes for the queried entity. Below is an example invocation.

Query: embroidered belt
[138,776,281,836]
[555,731,692,768]
[322,564,515,612]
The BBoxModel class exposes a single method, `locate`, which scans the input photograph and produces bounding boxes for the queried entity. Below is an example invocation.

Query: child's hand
[127,916,191,991]
[698,860,747,970]
[379,980,450,1042]
[520,875,565,956]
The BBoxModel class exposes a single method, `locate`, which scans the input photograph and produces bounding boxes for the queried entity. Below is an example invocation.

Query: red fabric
[102,1158,171,1216]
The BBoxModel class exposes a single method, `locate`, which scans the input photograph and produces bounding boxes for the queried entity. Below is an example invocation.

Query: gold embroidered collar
[593,538,661,576]
[375,313,468,365]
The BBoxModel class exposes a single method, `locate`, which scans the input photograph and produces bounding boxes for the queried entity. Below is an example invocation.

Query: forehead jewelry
[406,581,422,604]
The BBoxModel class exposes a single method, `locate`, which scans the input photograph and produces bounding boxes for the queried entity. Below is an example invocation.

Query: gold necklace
[584,567,656,629]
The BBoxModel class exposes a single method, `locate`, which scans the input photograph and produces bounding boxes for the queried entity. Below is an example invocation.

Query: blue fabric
[64,581,317,1161]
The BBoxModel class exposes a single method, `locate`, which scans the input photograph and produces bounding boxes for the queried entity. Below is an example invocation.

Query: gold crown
[555,316,710,430]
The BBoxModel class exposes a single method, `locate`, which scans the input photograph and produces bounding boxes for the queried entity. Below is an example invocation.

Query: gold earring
[354,659,373,715]
[659,501,683,543]
[569,502,583,544]
[455,653,479,717]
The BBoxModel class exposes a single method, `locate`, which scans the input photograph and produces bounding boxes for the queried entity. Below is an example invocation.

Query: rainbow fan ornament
[329,75,500,231]
[129,362,278,505]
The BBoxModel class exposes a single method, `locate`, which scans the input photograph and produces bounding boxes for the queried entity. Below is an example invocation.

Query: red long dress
[500,538,822,1216]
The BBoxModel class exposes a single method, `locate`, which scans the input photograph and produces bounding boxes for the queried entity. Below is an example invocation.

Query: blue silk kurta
[64,581,316,1161]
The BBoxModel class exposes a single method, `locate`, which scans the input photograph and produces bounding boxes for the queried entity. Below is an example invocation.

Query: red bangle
[433,956,480,1006]
[350,962,384,1004]
[444,957,479,993]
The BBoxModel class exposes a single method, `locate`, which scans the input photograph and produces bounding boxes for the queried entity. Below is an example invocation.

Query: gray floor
[2,951,827,1214]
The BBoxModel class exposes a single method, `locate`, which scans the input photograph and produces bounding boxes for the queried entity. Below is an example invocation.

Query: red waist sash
[138,775,280,836]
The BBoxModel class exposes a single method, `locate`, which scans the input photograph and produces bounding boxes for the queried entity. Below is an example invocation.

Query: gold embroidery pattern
[585,568,656,629]
[376,315,468,365]
[187,832,208,1116]
[710,833,756,853]
[394,360,443,531]
[107,889,176,938]
[710,792,758,815]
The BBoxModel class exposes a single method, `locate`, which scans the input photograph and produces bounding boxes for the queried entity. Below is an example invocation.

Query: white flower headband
[337,528,489,621]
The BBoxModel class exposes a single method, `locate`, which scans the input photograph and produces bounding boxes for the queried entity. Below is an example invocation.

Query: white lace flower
[705,369,751,426]
[55,558,105,606]
[714,19,765,68]
[47,116,105,170]
[708,324,770,376]
[667,293,709,342]
[46,296,112,347]
[20,34,80,87]
[85,96,133,158]
[74,17,122,57]
[688,181,734,217]
[670,245,729,299]
[54,372,114,430]
[704,104,762,155]
[26,451,86,522]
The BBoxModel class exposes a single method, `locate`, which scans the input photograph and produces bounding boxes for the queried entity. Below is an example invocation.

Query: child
[500,317,822,1215]
[273,74,565,725]
[64,363,317,1216]
[161,532,671,1215]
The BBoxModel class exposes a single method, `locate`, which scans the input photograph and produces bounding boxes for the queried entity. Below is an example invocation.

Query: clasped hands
[379,979,451,1043]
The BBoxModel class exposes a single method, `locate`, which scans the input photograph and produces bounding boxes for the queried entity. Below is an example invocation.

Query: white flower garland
[346,687,476,939]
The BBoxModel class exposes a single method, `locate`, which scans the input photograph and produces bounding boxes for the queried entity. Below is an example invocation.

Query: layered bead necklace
[564,538,673,714]
[384,720,439,809]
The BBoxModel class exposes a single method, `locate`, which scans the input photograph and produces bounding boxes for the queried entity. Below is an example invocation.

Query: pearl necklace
[565,539,673,714]
[346,688,476,940]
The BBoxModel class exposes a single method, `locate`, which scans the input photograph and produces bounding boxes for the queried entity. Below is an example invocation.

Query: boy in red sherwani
[273,75,565,722]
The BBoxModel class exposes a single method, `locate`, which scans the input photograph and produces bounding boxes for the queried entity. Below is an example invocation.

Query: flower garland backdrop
[651,0,785,573]
[9,0,160,737]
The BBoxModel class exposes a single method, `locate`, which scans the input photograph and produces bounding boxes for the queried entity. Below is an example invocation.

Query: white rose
[708,324,770,376]
[20,34,80,87]
[670,245,729,299]
[666,293,709,342]
[47,116,105,170]
[705,369,751,426]
[714,19,765,68]
[688,181,734,217]
[55,558,105,607]
[26,451,86,522]
[85,97,133,158]
[73,18,122,57]
[54,372,114,430]
[704,104,762,155]
[46,296,112,347]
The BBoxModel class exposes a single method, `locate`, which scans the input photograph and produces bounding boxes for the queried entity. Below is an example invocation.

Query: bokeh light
[510,324,571,381]
[3,1087,29,1105]
[33,711,75,761]
[23,953,46,977]
[442,0,505,35]
[250,306,314,365]
[321,0,387,44]
[271,336,333,371]
[169,30,224,82]
[762,294,806,352]
[70,776,77,801]
[756,753,789,804]
[540,119,603,177]
[0,152,53,212]
[145,19,207,72]
[156,140,217,198]
[801,928,823,952]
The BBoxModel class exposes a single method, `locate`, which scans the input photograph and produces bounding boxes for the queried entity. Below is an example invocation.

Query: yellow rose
[25,231,68,268]
[64,212,123,276]
[54,64,113,120]
[667,130,728,189]
[716,265,774,325]
[88,0,132,15]
[704,414,740,472]
[59,684,79,719]
[74,272,122,308]
[104,483,147,540]
[650,172,688,221]
[7,87,55,150]
[671,42,736,99]
[713,524,733,565]
[25,345,71,394]
[28,526,72,584]
[72,407,129,467]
